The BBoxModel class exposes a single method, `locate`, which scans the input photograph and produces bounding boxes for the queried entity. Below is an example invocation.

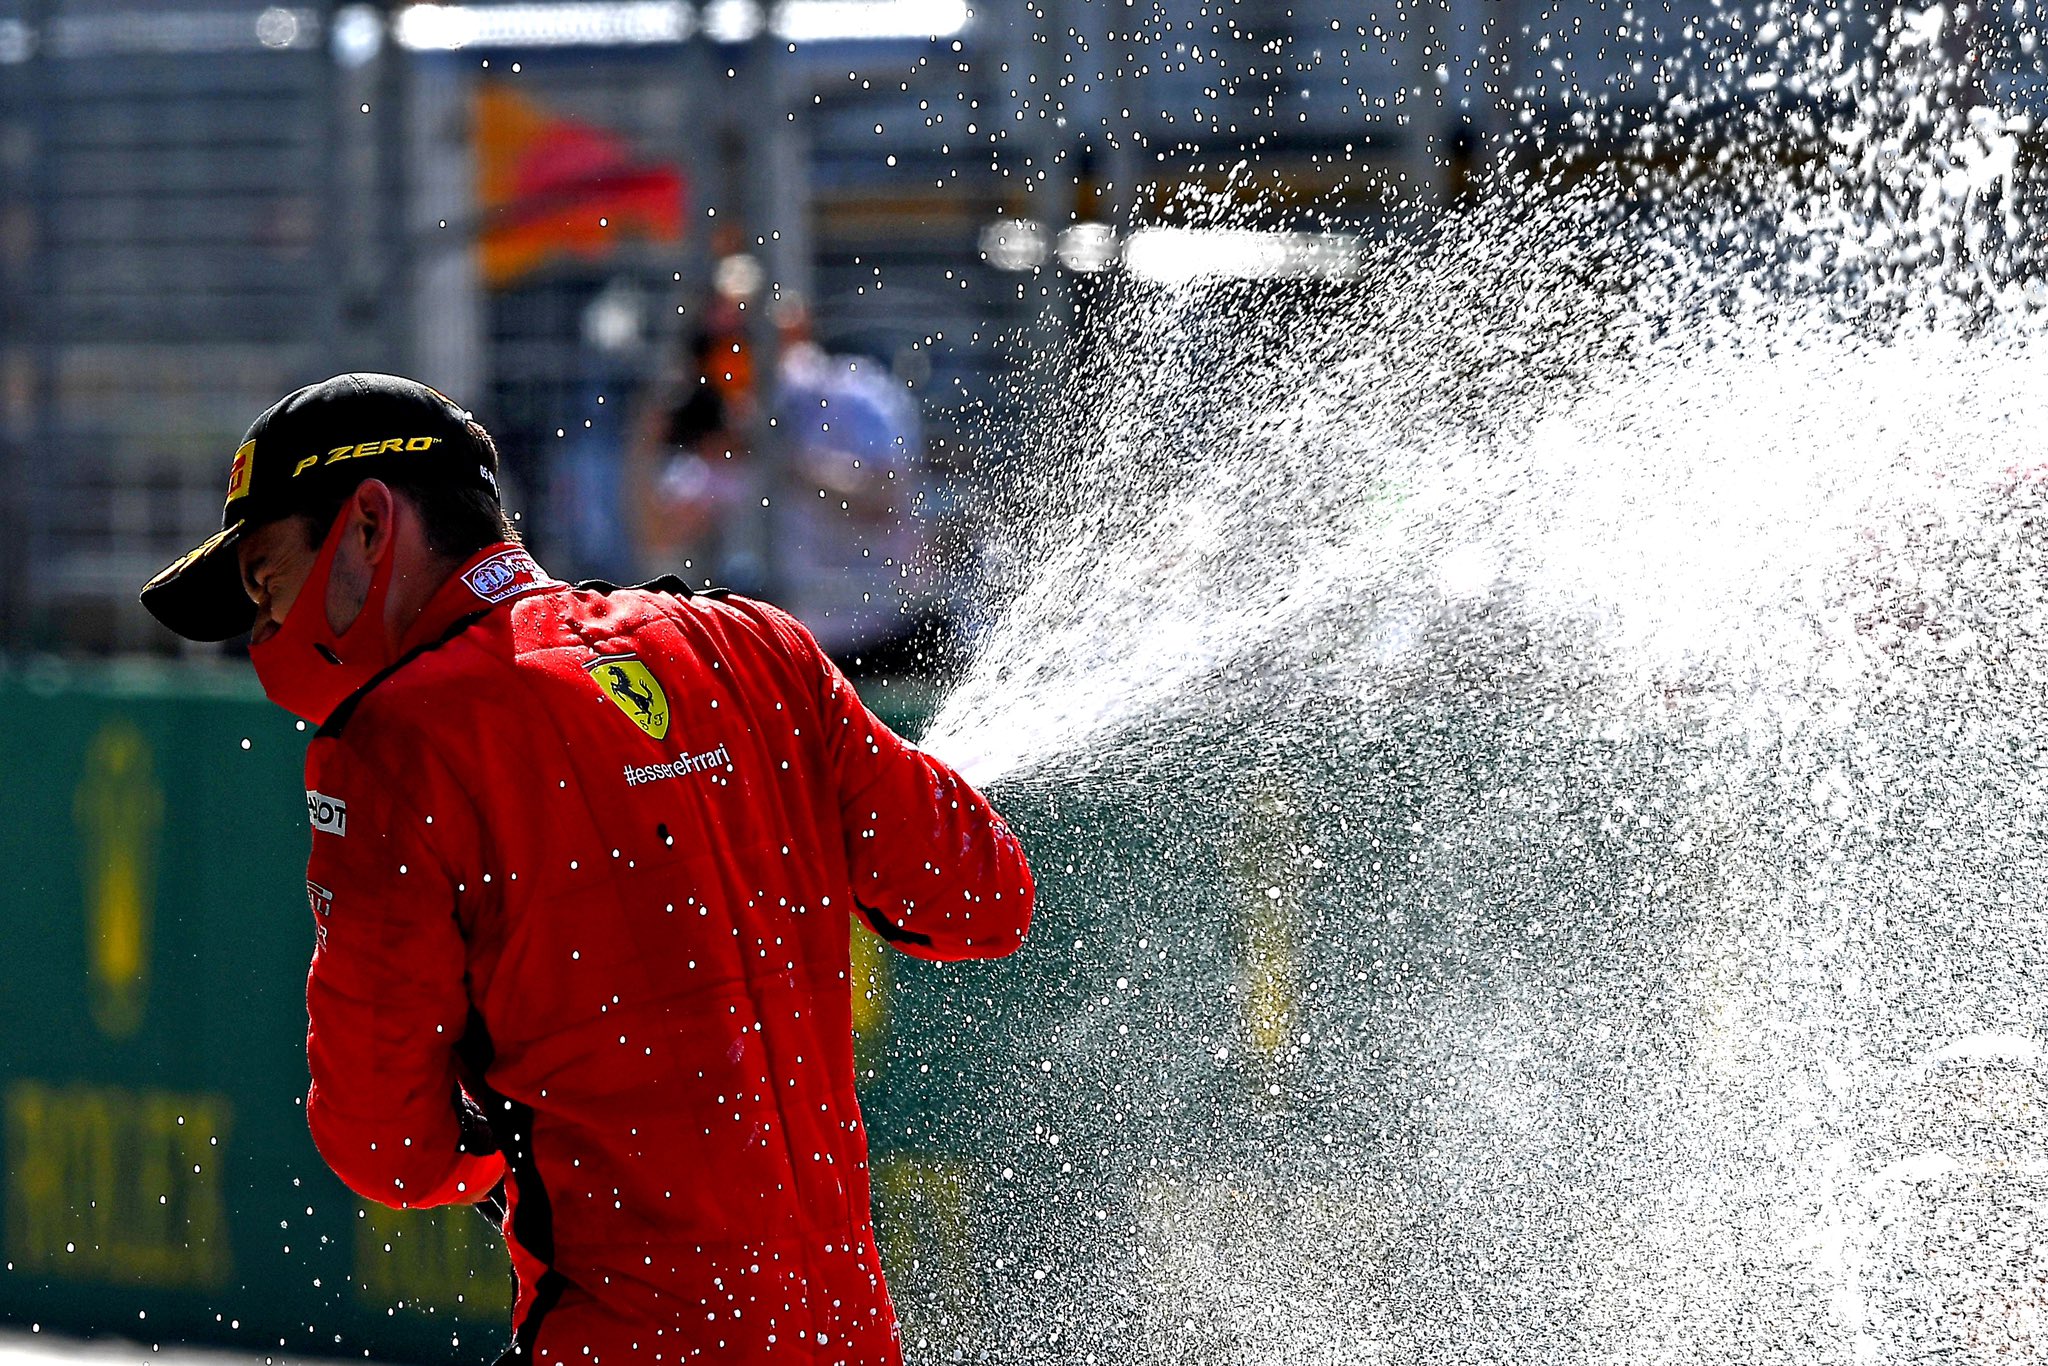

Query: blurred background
[3,2,2047,1363]
[0,0,2032,674]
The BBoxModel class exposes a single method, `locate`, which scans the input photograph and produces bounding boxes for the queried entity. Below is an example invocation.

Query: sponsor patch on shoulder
[306,790,348,837]
[462,548,548,603]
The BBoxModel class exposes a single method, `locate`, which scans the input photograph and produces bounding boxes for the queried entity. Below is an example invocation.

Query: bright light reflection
[775,0,972,42]
[1122,227,1366,284]
[395,2,690,49]
[1056,223,1119,273]
[980,220,1048,272]
[393,0,970,49]
[703,0,764,43]
[331,3,385,64]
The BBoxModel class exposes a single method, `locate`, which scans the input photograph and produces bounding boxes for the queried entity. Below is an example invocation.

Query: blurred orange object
[474,83,686,287]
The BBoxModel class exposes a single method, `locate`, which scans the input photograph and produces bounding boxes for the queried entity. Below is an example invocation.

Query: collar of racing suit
[395,541,557,656]
[314,542,556,739]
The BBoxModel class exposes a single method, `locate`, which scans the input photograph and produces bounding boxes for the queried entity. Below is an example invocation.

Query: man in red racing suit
[138,374,1034,1366]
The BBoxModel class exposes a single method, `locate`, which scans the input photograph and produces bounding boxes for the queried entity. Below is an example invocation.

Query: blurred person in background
[629,247,761,593]
[138,373,1034,1366]
[630,269,944,673]
[629,325,750,585]
[769,299,939,669]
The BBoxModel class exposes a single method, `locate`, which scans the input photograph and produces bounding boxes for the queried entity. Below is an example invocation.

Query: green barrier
[0,657,1760,1362]
[0,660,1022,1363]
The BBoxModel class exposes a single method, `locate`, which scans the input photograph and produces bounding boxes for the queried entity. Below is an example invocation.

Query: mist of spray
[902,5,2048,1364]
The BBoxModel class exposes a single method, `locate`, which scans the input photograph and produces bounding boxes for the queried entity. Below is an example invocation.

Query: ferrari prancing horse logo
[586,655,670,740]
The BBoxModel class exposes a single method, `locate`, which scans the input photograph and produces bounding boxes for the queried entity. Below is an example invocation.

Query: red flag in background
[474,83,687,287]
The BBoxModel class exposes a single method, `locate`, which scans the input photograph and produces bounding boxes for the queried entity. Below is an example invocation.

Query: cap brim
[140,524,256,643]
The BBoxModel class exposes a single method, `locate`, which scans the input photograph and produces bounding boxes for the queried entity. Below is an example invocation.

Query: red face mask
[249,508,399,726]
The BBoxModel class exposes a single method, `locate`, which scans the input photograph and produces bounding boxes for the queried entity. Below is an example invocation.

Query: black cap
[140,373,502,642]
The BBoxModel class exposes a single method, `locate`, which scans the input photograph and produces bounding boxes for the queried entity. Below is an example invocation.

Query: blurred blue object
[773,344,931,654]
[777,345,920,471]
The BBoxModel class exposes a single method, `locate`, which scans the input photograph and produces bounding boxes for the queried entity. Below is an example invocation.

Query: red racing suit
[298,544,1034,1365]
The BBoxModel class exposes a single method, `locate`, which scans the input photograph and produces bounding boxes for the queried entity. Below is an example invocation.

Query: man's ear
[352,479,398,563]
